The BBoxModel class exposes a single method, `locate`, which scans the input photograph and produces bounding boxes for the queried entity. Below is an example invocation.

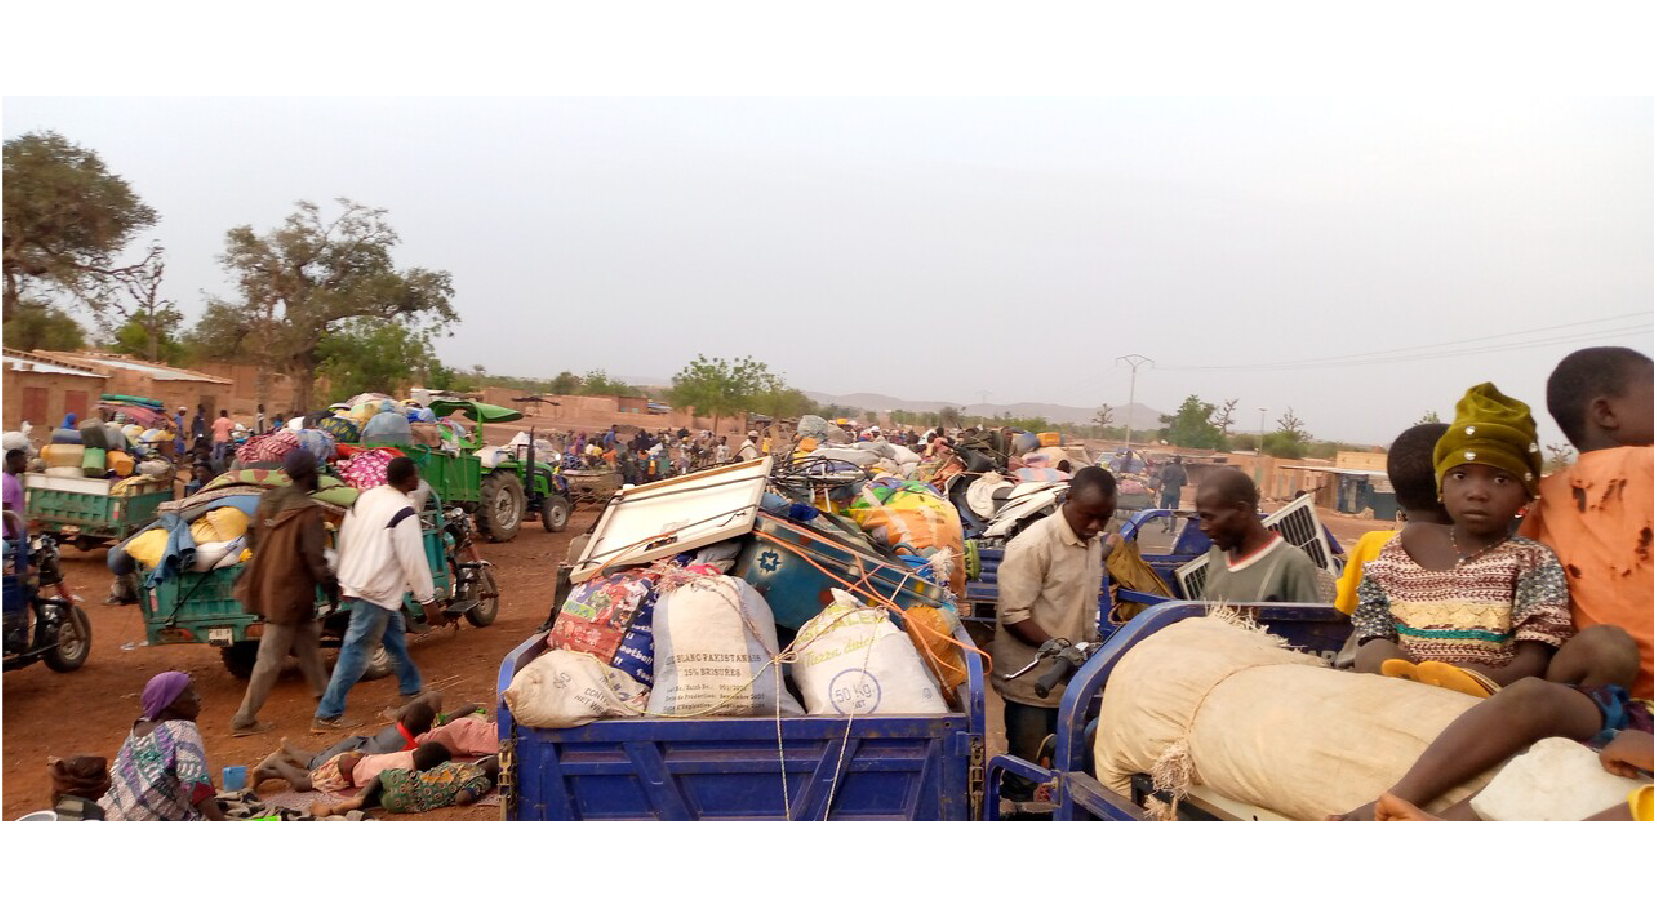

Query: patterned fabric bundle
[338,447,397,491]
[236,431,301,465]
[547,568,659,687]
[848,477,967,596]
[318,414,360,444]
[292,428,336,464]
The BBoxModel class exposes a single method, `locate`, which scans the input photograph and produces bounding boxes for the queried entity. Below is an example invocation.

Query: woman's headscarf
[62,413,77,429]
[140,671,192,721]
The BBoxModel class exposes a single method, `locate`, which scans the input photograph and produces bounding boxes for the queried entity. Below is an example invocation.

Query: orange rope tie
[752,529,988,670]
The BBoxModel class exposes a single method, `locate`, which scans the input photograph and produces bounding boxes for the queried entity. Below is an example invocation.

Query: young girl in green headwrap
[1351,383,1574,698]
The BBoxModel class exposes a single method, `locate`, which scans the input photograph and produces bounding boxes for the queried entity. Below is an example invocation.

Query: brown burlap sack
[1093,613,1495,820]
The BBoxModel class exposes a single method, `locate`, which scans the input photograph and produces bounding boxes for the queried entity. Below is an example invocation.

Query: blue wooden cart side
[495,623,988,821]
[982,600,1354,821]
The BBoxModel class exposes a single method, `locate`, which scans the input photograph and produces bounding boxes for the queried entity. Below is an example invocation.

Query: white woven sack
[793,589,948,716]
[647,575,803,717]
[503,649,648,728]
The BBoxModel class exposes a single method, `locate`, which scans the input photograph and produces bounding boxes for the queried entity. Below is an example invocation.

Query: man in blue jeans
[1157,456,1187,534]
[314,457,439,732]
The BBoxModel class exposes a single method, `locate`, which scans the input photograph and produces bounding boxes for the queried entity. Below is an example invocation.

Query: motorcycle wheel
[464,568,500,627]
[360,645,392,681]
[43,605,92,673]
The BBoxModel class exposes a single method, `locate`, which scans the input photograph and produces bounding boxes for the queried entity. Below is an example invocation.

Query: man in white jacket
[313,457,439,732]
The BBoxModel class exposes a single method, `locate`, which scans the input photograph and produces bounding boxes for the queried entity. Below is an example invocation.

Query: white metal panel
[23,473,115,496]
[570,457,772,583]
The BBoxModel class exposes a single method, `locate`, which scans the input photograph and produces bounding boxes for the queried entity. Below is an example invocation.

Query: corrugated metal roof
[5,358,105,378]
[1282,464,1390,477]
[43,353,231,384]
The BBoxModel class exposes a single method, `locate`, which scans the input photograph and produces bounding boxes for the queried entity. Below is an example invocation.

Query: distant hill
[801,392,1167,429]
[615,376,1166,428]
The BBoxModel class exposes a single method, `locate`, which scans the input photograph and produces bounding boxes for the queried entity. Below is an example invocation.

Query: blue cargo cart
[982,600,1353,821]
[495,622,987,821]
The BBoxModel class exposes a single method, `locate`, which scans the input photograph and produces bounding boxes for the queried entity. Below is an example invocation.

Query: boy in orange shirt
[1521,346,1652,698]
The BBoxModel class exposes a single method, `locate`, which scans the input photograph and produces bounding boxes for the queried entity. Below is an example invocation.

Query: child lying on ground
[1353,383,1574,697]
[313,755,501,817]
[415,702,498,757]
[308,693,443,765]
[254,738,451,793]
[1339,676,1652,820]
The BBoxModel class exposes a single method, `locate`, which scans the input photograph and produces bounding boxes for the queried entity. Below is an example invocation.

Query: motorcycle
[3,511,93,674]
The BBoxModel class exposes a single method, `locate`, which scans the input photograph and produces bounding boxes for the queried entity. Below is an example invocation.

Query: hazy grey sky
[4,97,1650,445]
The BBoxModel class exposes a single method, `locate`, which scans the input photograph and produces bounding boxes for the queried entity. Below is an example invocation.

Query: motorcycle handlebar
[1033,656,1077,699]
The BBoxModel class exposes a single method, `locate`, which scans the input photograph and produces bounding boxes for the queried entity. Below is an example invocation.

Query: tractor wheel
[540,495,571,533]
[477,472,524,543]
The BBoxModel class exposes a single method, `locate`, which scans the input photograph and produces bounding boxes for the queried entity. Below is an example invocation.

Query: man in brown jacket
[229,450,338,736]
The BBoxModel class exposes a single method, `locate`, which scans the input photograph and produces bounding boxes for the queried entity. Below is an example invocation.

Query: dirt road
[1,510,591,821]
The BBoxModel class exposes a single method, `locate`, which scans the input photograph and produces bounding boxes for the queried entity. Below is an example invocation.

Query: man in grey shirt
[1193,468,1323,604]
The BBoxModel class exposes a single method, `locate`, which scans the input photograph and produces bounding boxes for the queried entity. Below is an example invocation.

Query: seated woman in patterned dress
[100,672,225,821]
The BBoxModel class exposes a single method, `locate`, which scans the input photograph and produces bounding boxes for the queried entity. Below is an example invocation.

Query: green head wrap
[1433,382,1543,496]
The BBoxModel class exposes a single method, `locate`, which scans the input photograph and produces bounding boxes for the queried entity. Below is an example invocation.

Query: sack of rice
[1468,737,1648,821]
[646,575,803,717]
[503,650,648,728]
[1092,612,1495,820]
[792,589,948,715]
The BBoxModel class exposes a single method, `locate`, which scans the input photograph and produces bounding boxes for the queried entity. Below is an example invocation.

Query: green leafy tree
[1418,410,1442,424]
[2,299,85,350]
[751,381,816,420]
[577,369,641,398]
[3,131,157,319]
[666,354,772,432]
[1162,395,1227,450]
[1262,431,1307,459]
[190,198,456,411]
[550,371,582,395]
[938,406,964,428]
[316,318,440,403]
[111,309,188,365]
[1229,432,1260,452]
[426,363,461,391]
[1304,441,1340,460]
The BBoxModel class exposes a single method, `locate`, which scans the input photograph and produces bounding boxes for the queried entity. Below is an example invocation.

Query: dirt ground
[2,494,1392,821]
[1,509,592,821]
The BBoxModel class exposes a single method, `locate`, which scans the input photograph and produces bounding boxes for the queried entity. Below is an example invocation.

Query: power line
[1160,310,1653,372]
[1169,322,1651,372]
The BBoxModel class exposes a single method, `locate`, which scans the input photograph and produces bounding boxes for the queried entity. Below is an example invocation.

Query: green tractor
[371,399,572,543]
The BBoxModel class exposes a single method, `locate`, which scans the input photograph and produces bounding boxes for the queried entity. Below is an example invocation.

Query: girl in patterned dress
[1353,383,1573,698]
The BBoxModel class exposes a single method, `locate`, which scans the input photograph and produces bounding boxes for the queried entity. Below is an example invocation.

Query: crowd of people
[16,345,1652,821]
[989,346,1653,820]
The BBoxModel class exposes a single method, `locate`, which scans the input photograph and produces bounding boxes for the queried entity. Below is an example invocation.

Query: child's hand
[1599,730,1654,780]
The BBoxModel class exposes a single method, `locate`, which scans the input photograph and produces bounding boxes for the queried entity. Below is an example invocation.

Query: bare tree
[73,242,179,362]
[1214,398,1239,436]
[1277,407,1308,440]
[1544,442,1576,474]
